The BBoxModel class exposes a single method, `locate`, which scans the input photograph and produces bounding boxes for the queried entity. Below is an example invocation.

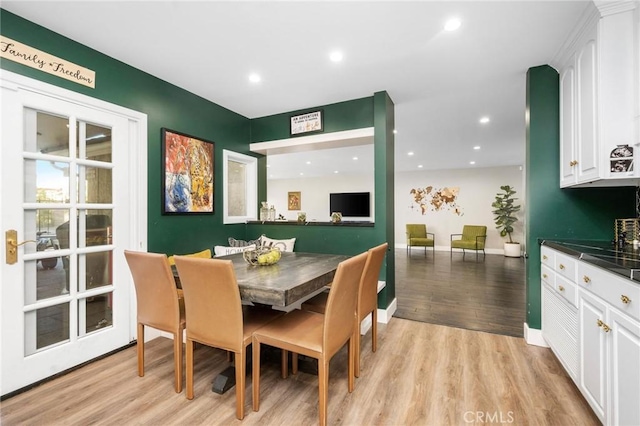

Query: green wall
[247,92,396,309]
[0,10,252,255]
[525,65,636,329]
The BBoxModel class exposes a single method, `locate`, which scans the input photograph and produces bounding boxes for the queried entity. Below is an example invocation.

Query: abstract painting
[162,128,214,214]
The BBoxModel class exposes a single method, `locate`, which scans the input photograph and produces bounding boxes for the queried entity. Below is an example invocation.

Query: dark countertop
[540,239,640,283]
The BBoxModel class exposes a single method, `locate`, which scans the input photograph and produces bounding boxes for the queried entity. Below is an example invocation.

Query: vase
[331,212,342,223]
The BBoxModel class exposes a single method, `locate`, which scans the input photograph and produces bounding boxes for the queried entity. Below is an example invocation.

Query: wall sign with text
[0,36,95,88]
[290,110,323,136]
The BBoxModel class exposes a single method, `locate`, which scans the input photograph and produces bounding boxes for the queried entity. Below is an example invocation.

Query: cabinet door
[560,63,577,187]
[609,309,640,426]
[579,291,607,422]
[576,36,599,184]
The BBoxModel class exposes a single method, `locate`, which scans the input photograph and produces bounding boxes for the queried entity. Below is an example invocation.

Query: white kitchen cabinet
[557,1,639,188]
[578,260,640,425]
[541,247,579,379]
[608,309,640,426]
[579,289,608,423]
[542,244,640,425]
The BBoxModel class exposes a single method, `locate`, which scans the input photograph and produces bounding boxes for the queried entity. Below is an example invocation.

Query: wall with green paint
[0,10,253,255]
[525,65,636,329]
[248,92,396,309]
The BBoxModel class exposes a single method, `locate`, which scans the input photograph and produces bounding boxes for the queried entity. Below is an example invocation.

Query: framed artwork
[161,128,214,214]
[288,191,301,210]
[290,110,323,136]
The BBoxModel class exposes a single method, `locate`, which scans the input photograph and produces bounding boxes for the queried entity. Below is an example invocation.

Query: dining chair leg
[252,339,261,412]
[318,359,329,426]
[235,349,245,420]
[174,329,183,393]
[281,350,288,378]
[137,323,144,377]
[354,322,361,378]
[348,335,355,393]
[186,339,194,400]
[372,309,378,353]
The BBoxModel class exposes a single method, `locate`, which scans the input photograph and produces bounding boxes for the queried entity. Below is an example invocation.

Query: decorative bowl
[243,246,282,266]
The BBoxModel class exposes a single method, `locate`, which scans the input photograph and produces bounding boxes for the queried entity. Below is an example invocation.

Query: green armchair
[406,224,435,257]
[450,225,487,260]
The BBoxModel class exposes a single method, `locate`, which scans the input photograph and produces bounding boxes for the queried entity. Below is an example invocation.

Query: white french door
[1,71,147,396]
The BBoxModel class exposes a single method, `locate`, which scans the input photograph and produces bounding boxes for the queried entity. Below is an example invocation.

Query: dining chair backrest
[358,243,388,321]
[124,250,181,330]
[323,251,368,356]
[173,256,244,352]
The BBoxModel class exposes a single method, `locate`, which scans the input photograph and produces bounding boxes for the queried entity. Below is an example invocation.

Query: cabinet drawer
[578,262,640,322]
[556,274,578,308]
[555,252,577,281]
[541,246,555,268]
[541,264,555,286]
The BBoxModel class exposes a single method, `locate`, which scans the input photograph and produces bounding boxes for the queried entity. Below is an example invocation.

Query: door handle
[6,229,36,265]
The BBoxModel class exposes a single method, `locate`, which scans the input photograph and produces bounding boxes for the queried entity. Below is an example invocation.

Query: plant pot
[504,242,521,258]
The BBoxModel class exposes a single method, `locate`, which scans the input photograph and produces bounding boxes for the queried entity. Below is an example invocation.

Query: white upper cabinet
[557,1,639,188]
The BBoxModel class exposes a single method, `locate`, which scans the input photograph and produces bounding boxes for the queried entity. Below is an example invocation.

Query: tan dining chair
[252,251,368,426]
[124,250,186,393]
[301,242,388,377]
[173,256,282,420]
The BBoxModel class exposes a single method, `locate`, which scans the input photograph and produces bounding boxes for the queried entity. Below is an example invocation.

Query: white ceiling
[2,0,589,178]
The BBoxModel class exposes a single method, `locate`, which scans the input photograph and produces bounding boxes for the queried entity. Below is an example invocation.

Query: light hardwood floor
[1,318,598,425]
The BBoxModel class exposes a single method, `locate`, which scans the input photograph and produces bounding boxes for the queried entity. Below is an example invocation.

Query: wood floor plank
[395,249,526,337]
[1,318,599,425]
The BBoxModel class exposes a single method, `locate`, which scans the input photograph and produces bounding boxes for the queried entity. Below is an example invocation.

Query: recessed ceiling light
[299,172,304,176]
[479,116,490,124]
[306,161,311,165]
[408,152,414,156]
[444,18,461,32]
[473,146,481,150]
[248,73,261,83]
[334,170,339,174]
[266,164,271,168]
[353,156,358,160]
[329,51,343,62]
[418,165,423,168]
[393,129,398,134]
[469,161,476,165]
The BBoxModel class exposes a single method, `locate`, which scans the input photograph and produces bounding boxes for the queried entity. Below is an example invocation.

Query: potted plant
[491,185,521,257]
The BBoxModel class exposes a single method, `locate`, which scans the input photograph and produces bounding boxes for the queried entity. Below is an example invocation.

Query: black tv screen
[329,192,371,217]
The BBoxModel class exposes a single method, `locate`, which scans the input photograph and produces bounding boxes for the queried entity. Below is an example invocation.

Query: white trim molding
[524,323,549,347]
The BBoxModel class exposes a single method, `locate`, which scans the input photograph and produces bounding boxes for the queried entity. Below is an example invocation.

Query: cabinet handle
[559,264,565,270]
[558,285,565,292]
[602,323,611,333]
[543,274,548,279]
[569,160,578,166]
[583,275,591,284]
[621,295,631,304]
[543,255,548,260]
[597,319,604,328]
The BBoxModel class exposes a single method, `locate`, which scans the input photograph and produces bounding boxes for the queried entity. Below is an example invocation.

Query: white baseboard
[524,323,549,347]
[396,243,510,256]
[377,297,397,324]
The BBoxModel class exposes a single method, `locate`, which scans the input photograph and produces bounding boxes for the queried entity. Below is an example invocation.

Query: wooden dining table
[172,250,351,393]
[173,251,350,308]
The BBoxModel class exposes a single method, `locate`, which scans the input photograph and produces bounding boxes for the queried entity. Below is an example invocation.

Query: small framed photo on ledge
[288,191,301,210]
[290,110,323,136]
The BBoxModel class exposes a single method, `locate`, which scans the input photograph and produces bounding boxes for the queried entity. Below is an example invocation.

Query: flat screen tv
[329,192,371,217]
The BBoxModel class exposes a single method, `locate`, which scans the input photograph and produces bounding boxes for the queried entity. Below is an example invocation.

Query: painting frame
[290,110,324,136]
[288,191,301,210]
[161,128,215,215]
